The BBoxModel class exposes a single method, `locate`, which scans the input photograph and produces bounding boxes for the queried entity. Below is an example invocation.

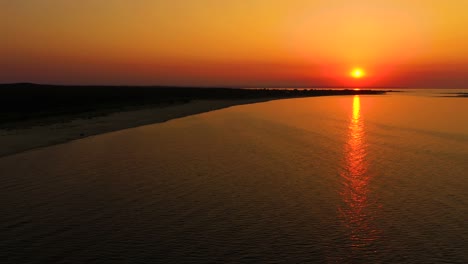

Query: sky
[1,0,468,87]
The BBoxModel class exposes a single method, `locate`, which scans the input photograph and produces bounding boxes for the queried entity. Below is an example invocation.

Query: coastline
[0,85,388,158]
[0,98,275,158]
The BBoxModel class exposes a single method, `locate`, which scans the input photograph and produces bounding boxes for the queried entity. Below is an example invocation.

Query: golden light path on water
[339,95,380,252]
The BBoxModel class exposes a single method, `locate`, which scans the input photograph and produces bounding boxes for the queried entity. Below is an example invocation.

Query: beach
[0,98,275,158]
[0,84,387,157]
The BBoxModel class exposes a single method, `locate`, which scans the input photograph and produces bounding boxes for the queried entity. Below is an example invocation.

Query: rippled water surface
[1,90,467,263]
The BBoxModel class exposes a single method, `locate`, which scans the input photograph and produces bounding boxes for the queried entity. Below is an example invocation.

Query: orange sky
[1,0,468,87]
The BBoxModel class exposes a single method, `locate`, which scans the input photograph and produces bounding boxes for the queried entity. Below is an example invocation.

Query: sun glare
[350,68,366,79]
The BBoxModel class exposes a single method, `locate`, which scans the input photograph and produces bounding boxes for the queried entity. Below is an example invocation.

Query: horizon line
[0,82,450,90]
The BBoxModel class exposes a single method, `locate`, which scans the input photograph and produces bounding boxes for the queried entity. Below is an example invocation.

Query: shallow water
[1,90,467,263]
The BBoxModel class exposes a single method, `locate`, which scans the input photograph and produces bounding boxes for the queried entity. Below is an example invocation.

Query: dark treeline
[0,83,386,125]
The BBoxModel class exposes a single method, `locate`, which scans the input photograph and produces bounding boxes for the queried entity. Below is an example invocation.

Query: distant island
[0,83,387,157]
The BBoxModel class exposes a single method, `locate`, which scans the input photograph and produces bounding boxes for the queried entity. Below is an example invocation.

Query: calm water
[1,90,467,263]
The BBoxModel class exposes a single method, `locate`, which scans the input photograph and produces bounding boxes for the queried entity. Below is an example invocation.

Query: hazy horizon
[3,82,465,90]
[0,82,427,89]
[2,1,468,88]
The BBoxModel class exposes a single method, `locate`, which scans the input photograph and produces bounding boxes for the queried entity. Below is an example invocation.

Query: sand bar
[0,85,388,158]
[0,99,273,158]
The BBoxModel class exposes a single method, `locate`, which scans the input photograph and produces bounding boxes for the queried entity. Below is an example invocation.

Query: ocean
[1,90,467,263]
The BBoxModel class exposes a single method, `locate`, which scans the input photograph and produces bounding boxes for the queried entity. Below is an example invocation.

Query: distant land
[0,83,389,157]
[0,83,388,127]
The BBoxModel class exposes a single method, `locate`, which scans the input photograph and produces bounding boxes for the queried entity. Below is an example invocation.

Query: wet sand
[0,84,388,158]
[0,99,274,157]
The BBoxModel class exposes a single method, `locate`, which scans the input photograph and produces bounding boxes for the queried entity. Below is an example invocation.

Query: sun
[350,68,366,79]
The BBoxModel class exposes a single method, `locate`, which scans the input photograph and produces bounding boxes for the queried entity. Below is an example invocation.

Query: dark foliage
[0,83,386,125]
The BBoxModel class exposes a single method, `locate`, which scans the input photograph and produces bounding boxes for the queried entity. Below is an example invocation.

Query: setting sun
[350,68,366,79]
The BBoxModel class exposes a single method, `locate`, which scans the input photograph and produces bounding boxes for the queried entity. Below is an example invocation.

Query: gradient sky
[2,0,468,87]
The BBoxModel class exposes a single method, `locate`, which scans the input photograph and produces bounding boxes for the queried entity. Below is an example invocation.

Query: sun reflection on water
[339,95,380,251]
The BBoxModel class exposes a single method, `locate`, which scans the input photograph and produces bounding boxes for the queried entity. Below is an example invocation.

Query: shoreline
[0,98,277,158]
[0,87,388,158]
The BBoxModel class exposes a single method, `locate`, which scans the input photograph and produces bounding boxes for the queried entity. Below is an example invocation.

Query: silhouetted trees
[0,83,385,125]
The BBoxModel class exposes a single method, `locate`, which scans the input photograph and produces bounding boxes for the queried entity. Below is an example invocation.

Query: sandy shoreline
[0,98,275,158]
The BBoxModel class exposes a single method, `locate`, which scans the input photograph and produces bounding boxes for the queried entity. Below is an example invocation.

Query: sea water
[0,90,467,263]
